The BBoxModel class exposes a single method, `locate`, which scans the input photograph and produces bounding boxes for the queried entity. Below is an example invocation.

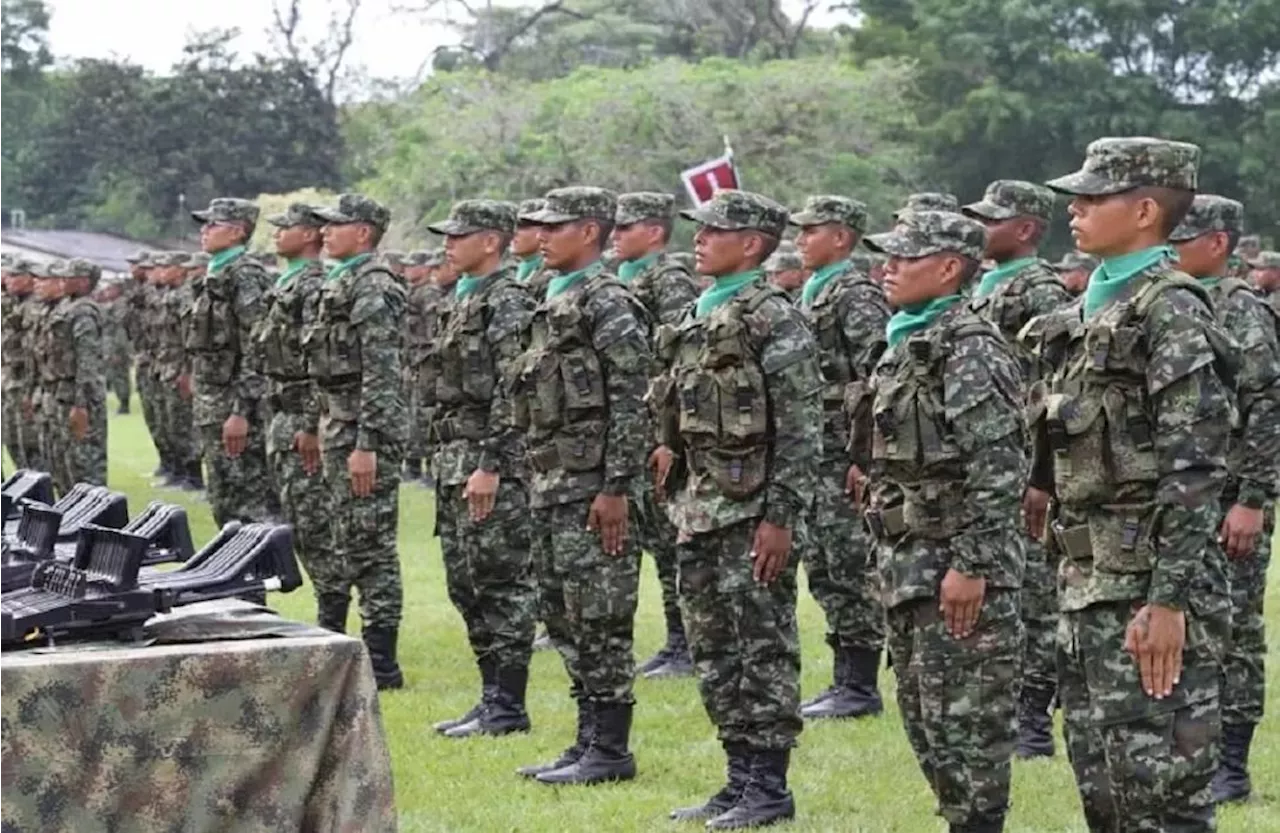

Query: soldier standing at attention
[763,242,806,301]
[425,200,537,737]
[1026,137,1232,832]
[188,199,273,525]
[512,187,652,786]
[406,248,455,489]
[149,254,202,490]
[1052,251,1099,297]
[122,251,164,478]
[514,198,554,296]
[17,261,53,473]
[2,258,37,469]
[611,191,700,680]
[651,190,821,829]
[398,250,433,485]
[1250,251,1280,302]
[95,281,132,415]
[1169,195,1280,804]
[894,192,960,222]
[789,195,890,721]
[862,211,1027,833]
[309,194,408,689]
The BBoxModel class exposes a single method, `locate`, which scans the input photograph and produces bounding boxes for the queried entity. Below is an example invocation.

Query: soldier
[960,180,1073,759]
[1236,233,1262,265]
[405,248,454,491]
[861,210,1026,833]
[94,281,133,415]
[511,186,651,786]
[259,204,340,630]
[1027,137,1232,832]
[762,242,807,300]
[1169,195,1280,805]
[400,249,438,486]
[149,253,202,491]
[188,198,273,526]
[789,195,890,721]
[2,258,37,469]
[1250,251,1280,299]
[612,191,700,680]
[120,251,165,479]
[894,192,960,221]
[424,200,537,737]
[514,198,554,296]
[1052,251,1099,297]
[308,193,408,689]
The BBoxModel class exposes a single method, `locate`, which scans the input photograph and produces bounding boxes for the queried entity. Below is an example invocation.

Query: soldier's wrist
[1235,480,1271,510]
[763,501,797,530]
[602,476,631,496]
[1146,583,1188,612]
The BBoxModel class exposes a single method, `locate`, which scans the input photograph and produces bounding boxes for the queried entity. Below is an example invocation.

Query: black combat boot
[536,702,636,785]
[706,748,795,829]
[316,593,349,633]
[1212,722,1256,803]
[803,645,883,719]
[949,817,1005,833]
[1015,683,1056,759]
[180,460,205,492]
[669,742,751,822]
[117,400,131,415]
[363,626,405,690]
[517,697,594,778]
[644,609,695,678]
[446,665,532,738]
[800,635,845,714]
[435,657,496,734]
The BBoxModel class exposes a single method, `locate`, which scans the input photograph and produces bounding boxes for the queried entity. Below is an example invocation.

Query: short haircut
[654,218,674,244]
[752,231,781,264]
[369,224,386,248]
[579,218,613,250]
[1025,217,1047,246]
[956,254,982,287]
[1224,229,1241,253]
[1129,186,1195,238]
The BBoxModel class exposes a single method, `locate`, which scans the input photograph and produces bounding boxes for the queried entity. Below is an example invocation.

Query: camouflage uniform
[186,199,272,526]
[425,200,538,737]
[515,198,555,297]
[512,187,652,785]
[2,259,37,469]
[306,194,408,689]
[100,286,133,413]
[149,253,201,488]
[788,195,891,721]
[1169,195,1280,804]
[405,250,450,476]
[763,242,805,302]
[863,212,1027,832]
[122,251,165,477]
[1028,138,1232,832]
[614,192,701,679]
[894,192,960,222]
[655,190,822,828]
[1052,251,1100,298]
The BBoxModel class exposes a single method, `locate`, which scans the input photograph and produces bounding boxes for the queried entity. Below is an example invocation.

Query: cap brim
[525,209,578,224]
[425,219,482,236]
[960,201,1017,221]
[1045,170,1136,196]
[1166,226,1205,243]
[312,207,359,224]
[191,210,212,223]
[862,230,940,258]
[787,211,826,227]
[679,207,745,230]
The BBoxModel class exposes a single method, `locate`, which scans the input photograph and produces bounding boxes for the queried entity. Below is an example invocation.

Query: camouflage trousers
[267,411,341,600]
[1059,599,1227,833]
[152,374,198,469]
[679,518,803,750]
[638,486,682,630]
[324,444,403,629]
[106,358,131,410]
[136,364,164,464]
[438,480,536,669]
[887,590,1022,828]
[1022,537,1059,693]
[1221,503,1272,726]
[16,406,46,475]
[40,395,107,493]
[804,464,884,651]
[198,419,270,528]
[3,390,26,469]
[531,499,640,705]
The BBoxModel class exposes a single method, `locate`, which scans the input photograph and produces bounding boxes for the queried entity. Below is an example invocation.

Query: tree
[1,0,51,77]
[267,0,362,104]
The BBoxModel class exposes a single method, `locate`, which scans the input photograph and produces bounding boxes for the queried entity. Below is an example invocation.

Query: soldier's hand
[587,493,629,556]
[177,374,192,401]
[1124,603,1185,699]
[939,568,985,638]
[1022,487,1050,542]
[751,521,792,584]
[293,431,321,476]
[222,414,249,457]
[845,463,867,508]
[1220,504,1264,560]
[465,469,500,523]
[348,449,377,497]
[649,445,674,501]
[68,406,89,441]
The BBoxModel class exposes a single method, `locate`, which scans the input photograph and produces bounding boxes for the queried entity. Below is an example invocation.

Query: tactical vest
[153,286,190,378]
[37,297,100,399]
[259,268,320,411]
[628,258,696,332]
[971,261,1062,341]
[2,296,30,386]
[1207,277,1280,339]
[807,271,886,456]
[185,264,255,386]
[406,283,449,416]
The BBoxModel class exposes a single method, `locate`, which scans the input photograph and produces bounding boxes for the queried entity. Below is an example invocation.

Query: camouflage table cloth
[1,602,397,833]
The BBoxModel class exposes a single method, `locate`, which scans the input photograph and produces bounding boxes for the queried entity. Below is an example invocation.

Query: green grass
[21,398,1280,832]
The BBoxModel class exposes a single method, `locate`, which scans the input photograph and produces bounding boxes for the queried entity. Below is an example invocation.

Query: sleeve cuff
[763,499,799,530]
[1146,583,1189,612]
[1235,479,1272,509]
[602,476,632,496]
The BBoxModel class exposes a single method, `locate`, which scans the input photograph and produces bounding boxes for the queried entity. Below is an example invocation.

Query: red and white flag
[681,137,740,207]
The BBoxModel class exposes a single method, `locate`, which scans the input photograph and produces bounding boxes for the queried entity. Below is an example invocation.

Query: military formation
[2,132,1277,833]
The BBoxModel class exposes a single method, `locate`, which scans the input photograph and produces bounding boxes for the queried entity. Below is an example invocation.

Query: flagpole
[723,135,740,189]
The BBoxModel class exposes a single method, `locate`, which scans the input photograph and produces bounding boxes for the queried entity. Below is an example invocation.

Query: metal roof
[0,229,194,274]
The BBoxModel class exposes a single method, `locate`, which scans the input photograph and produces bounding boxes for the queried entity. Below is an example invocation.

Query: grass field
[21,398,1280,832]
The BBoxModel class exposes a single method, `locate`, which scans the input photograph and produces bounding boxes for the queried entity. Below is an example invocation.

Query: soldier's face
[1068,193,1161,256]
[1253,268,1280,292]
[883,253,954,308]
[34,279,61,302]
[130,265,147,281]
[511,225,541,258]
[1061,268,1090,295]
[1173,232,1229,278]
[694,226,755,277]
[795,223,847,269]
[539,221,596,270]
[4,274,33,295]
[274,224,315,258]
[978,217,1024,260]
[201,222,245,254]
[445,231,491,275]
[769,269,808,292]
[321,223,365,259]
[611,222,661,261]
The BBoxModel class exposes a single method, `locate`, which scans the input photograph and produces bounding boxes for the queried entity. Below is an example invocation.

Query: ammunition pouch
[1050,506,1157,574]
[865,505,907,540]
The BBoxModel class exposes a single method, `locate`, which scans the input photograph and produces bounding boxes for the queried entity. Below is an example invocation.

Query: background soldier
[514,198,554,296]
[149,253,202,490]
[399,249,435,485]
[893,192,960,222]
[95,280,133,415]
[1051,251,1098,296]
[124,251,168,482]
[2,258,37,469]
[1250,251,1280,302]
[405,248,454,489]
[763,242,806,300]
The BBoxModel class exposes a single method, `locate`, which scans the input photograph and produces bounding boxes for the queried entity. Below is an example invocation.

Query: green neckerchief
[696,269,762,319]
[455,267,500,300]
[886,295,962,347]
[617,252,660,283]
[516,254,544,283]
[546,259,604,300]
[276,257,317,289]
[1198,277,1221,290]
[325,253,373,281]
[1082,245,1175,319]
[974,256,1037,299]
[206,245,246,275]
[801,258,850,306]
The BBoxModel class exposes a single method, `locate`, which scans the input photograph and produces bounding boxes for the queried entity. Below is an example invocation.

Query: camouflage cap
[62,257,101,279]
[313,193,391,232]
[265,203,325,228]
[893,192,959,221]
[764,242,803,273]
[185,252,212,269]
[527,187,618,225]
[680,189,788,237]
[962,180,1055,222]
[517,198,548,225]
[615,192,676,226]
[149,252,188,267]
[863,211,987,261]
[4,256,34,274]
[423,248,446,267]
[191,197,260,226]
[1250,251,1280,269]
[1047,136,1200,195]
[788,195,869,233]
[1052,250,1100,272]
[1238,234,1261,251]
[126,249,154,266]
[381,251,407,267]
[398,250,431,267]
[1168,194,1245,243]
[32,259,63,279]
[427,199,518,236]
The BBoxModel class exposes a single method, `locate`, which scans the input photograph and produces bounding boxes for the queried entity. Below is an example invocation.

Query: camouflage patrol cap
[764,242,803,273]
[1047,136,1200,195]
[527,187,618,225]
[62,257,101,280]
[313,193,391,232]
[150,252,188,267]
[192,197,260,226]
[1250,251,1280,269]
[126,249,154,266]
[265,203,325,228]
[398,250,431,267]
[788,195,869,233]
[962,180,1056,222]
[4,256,33,274]
[185,252,212,269]
[680,189,788,237]
[423,248,446,267]
[32,259,62,279]
[427,199,518,236]
[381,251,407,267]
[517,198,548,225]
[615,192,676,226]
[893,192,959,221]
[1238,234,1261,251]
[1052,250,1100,272]
[864,211,987,261]
[1168,194,1245,242]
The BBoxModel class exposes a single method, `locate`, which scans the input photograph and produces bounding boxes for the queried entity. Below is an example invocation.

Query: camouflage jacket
[514,266,652,508]
[1,294,34,390]
[34,295,105,408]
[868,302,1026,607]
[1022,260,1234,612]
[304,256,407,452]
[124,281,158,366]
[654,280,823,535]
[405,281,451,399]
[970,257,1071,382]
[185,251,270,427]
[99,297,131,364]
[259,260,326,431]
[430,265,533,487]
[152,284,194,382]
[623,252,699,338]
